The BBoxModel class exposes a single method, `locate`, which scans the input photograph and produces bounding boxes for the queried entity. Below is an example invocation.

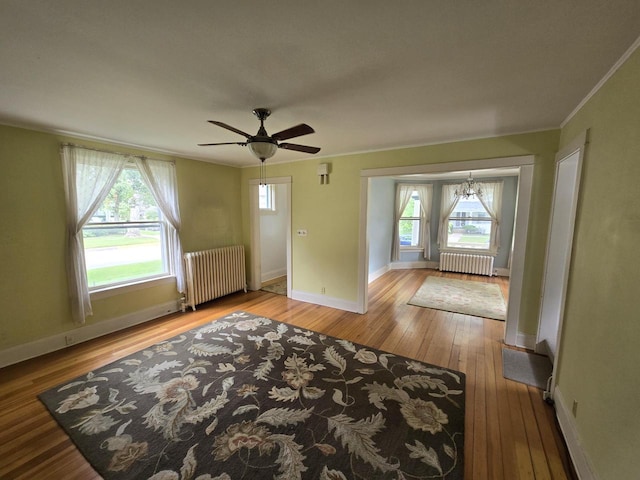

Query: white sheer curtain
[414,184,433,259]
[437,184,461,247]
[61,145,126,324]
[391,184,415,261]
[477,180,503,252]
[135,158,185,293]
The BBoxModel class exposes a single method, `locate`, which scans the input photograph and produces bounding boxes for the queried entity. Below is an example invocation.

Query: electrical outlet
[321,287,326,294]
[296,229,308,237]
[572,400,578,417]
[65,334,75,346]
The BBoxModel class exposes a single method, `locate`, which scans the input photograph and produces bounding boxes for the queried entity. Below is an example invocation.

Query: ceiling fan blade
[272,123,315,141]
[279,143,321,154]
[197,142,247,146]
[207,120,252,139]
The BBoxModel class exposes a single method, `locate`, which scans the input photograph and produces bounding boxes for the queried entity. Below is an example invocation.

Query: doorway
[357,155,535,347]
[249,177,292,297]
[536,131,587,367]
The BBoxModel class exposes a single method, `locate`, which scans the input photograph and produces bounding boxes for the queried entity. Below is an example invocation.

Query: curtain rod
[60,143,175,164]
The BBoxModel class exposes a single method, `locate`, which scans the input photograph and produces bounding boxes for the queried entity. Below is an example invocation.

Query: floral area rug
[408,276,507,321]
[39,311,465,480]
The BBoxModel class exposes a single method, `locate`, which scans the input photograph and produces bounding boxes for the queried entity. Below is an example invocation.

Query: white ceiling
[1,1,639,167]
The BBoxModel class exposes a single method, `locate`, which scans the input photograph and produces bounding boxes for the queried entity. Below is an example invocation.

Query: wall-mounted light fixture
[318,163,330,184]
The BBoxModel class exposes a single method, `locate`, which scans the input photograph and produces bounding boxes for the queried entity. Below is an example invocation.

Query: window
[61,144,184,324]
[399,191,422,248]
[445,196,492,250]
[258,184,276,211]
[438,180,503,254]
[392,184,433,261]
[83,166,169,289]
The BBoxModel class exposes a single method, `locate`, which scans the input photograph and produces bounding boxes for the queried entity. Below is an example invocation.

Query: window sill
[90,275,176,300]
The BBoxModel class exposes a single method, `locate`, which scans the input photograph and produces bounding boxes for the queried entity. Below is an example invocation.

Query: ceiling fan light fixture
[247,140,278,160]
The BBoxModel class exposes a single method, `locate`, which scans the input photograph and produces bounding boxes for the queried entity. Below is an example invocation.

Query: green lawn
[83,234,159,249]
[87,260,163,287]
[457,235,490,244]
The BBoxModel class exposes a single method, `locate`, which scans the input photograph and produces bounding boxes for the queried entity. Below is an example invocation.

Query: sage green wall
[241,130,560,336]
[0,124,242,349]
[556,48,640,479]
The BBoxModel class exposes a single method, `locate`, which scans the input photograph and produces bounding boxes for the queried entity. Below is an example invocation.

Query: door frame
[358,155,535,347]
[536,131,587,379]
[249,176,292,296]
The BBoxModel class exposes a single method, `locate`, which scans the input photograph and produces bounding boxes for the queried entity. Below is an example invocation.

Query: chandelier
[455,172,483,199]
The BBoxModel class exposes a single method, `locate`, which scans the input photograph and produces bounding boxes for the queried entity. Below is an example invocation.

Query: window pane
[97,167,161,222]
[83,224,165,287]
[401,192,420,217]
[451,196,490,218]
[259,184,274,210]
[446,219,491,249]
[85,166,167,288]
[399,219,420,247]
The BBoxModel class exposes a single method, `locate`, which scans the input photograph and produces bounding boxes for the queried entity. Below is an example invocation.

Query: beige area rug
[260,278,287,296]
[408,276,507,321]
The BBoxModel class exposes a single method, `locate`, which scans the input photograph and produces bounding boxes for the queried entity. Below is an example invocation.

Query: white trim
[368,265,390,284]
[249,183,261,291]
[357,176,369,313]
[0,300,180,368]
[554,386,598,480]
[261,268,287,283]
[290,290,360,313]
[495,267,510,277]
[249,176,292,294]
[503,164,533,346]
[537,130,586,376]
[90,275,176,300]
[361,155,535,178]
[390,261,439,270]
[515,333,536,350]
[562,34,640,128]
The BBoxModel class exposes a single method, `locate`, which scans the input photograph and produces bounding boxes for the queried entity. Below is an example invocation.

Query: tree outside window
[83,166,169,288]
[399,191,422,247]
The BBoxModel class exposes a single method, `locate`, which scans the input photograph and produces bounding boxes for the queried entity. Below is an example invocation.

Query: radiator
[439,252,494,276]
[184,246,247,311]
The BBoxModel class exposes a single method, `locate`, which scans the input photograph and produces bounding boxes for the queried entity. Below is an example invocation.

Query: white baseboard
[390,260,439,270]
[378,261,508,278]
[261,267,287,283]
[368,265,390,283]
[0,300,180,368]
[290,290,360,313]
[515,333,536,350]
[495,267,510,277]
[554,386,598,480]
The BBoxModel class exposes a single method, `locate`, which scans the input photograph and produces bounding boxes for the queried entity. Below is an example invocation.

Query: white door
[536,133,586,363]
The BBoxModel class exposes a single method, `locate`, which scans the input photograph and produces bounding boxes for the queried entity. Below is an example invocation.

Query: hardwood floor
[0,269,574,479]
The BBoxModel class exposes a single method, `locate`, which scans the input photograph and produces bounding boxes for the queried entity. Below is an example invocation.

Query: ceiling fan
[199,108,321,163]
